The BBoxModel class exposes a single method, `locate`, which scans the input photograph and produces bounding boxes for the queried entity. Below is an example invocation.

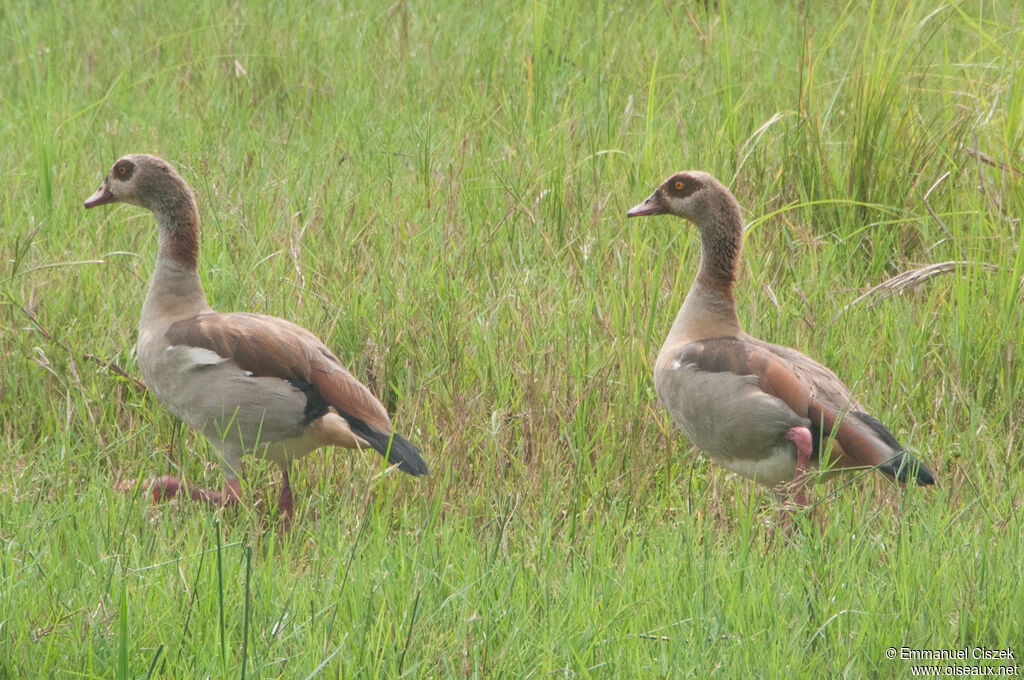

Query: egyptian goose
[84,154,427,520]
[627,171,934,510]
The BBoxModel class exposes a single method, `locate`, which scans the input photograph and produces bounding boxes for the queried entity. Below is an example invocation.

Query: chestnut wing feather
[164,312,392,433]
[677,337,901,473]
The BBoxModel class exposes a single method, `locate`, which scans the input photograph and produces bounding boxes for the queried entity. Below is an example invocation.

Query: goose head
[626,171,727,224]
[84,154,191,212]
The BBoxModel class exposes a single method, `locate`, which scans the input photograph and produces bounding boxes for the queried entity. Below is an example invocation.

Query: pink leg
[772,427,814,538]
[278,467,294,523]
[786,426,813,507]
[142,475,242,508]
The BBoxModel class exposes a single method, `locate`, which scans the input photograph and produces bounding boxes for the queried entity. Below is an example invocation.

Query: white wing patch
[175,346,229,367]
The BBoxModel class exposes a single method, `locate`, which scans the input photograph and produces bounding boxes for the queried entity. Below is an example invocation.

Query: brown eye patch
[667,174,699,198]
[113,160,136,181]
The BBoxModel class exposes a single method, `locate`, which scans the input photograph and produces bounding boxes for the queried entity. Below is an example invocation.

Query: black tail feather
[883,452,936,485]
[854,411,935,485]
[346,415,428,476]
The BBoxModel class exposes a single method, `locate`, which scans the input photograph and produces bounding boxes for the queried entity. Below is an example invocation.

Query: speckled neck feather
[694,189,744,294]
[153,185,201,270]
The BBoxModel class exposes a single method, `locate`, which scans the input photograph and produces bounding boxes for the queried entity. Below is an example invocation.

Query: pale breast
[654,353,807,486]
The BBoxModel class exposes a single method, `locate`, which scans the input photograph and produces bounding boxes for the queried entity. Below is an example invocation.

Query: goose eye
[113,160,135,180]
[674,180,685,191]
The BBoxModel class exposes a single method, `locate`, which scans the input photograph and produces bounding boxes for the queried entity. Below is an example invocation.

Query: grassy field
[3,0,1023,677]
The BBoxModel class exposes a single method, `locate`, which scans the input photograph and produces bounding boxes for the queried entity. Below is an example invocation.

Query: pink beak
[626,190,664,217]
[84,184,114,208]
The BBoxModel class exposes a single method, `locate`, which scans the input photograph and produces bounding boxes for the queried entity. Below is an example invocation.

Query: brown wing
[678,336,813,421]
[746,336,863,412]
[165,312,392,433]
[678,336,919,477]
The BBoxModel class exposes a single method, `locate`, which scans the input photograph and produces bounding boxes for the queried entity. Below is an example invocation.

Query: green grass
[2,0,1023,676]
